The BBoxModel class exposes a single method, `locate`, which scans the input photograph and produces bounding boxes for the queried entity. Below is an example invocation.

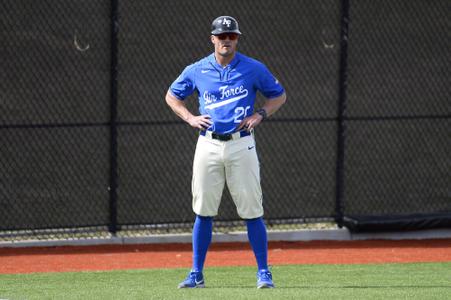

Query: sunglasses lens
[217,33,238,40]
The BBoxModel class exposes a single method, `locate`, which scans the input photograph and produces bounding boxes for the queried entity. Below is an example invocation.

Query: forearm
[237,92,286,131]
[165,90,213,130]
[260,92,287,117]
[165,90,194,123]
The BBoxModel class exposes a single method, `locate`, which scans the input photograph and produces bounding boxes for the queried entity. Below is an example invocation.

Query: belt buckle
[213,133,232,141]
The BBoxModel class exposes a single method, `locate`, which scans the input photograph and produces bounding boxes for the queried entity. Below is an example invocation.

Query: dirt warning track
[1,239,450,274]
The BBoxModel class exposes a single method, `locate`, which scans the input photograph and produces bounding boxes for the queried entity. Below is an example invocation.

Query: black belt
[200,130,251,141]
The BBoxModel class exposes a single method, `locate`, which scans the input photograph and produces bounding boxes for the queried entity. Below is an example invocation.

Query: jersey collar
[208,52,241,71]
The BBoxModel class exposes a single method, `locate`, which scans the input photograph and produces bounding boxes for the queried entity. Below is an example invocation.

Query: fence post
[334,0,350,228]
[108,0,119,235]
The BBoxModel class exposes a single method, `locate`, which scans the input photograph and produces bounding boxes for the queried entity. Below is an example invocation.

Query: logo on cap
[222,18,232,27]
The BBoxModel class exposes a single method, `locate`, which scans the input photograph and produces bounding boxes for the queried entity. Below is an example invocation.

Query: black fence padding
[343,213,451,233]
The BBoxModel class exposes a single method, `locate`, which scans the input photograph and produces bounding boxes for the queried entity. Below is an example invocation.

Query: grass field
[1,263,450,300]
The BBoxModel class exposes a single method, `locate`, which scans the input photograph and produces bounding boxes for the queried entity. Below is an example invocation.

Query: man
[165,16,286,289]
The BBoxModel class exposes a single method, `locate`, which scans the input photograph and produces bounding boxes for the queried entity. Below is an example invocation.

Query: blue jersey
[169,52,285,134]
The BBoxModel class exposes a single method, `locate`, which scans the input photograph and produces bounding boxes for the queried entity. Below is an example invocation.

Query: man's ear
[210,35,215,44]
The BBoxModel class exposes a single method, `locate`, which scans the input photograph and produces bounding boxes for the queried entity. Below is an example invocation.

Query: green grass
[1,263,450,300]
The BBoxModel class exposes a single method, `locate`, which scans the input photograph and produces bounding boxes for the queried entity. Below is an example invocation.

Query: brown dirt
[1,239,450,274]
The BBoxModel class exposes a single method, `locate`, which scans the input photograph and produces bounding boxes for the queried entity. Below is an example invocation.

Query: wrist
[256,108,267,120]
[184,113,194,123]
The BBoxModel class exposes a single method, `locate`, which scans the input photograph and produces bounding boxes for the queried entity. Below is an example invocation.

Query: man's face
[211,33,239,57]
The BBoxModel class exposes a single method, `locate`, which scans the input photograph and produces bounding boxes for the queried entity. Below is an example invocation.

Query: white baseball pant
[191,132,263,219]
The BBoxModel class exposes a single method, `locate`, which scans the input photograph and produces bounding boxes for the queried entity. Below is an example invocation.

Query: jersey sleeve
[169,65,196,100]
[255,63,285,99]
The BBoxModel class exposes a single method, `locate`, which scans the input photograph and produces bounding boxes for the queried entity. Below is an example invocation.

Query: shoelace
[258,271,272,280]
[188,272,202,281]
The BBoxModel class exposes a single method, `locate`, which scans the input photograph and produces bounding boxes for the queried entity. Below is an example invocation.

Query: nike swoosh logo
[248,146,255,150]
[195,279,204,284]
[205,90,249,110]
[201,70,210,73]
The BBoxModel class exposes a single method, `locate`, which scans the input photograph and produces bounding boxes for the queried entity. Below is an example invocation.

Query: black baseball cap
[211,16,242,35]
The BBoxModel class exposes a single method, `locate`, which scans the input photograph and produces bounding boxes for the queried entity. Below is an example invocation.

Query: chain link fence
[1,0,450,240]
[1,0,112,237]
[342,0,450,231]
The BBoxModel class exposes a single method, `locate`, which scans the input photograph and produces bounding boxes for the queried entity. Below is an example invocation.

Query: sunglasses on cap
[215,33,239,40]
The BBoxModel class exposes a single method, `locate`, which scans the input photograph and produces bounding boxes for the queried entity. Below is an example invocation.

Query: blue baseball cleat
[178,271,205,288]
[256,269,275,289]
